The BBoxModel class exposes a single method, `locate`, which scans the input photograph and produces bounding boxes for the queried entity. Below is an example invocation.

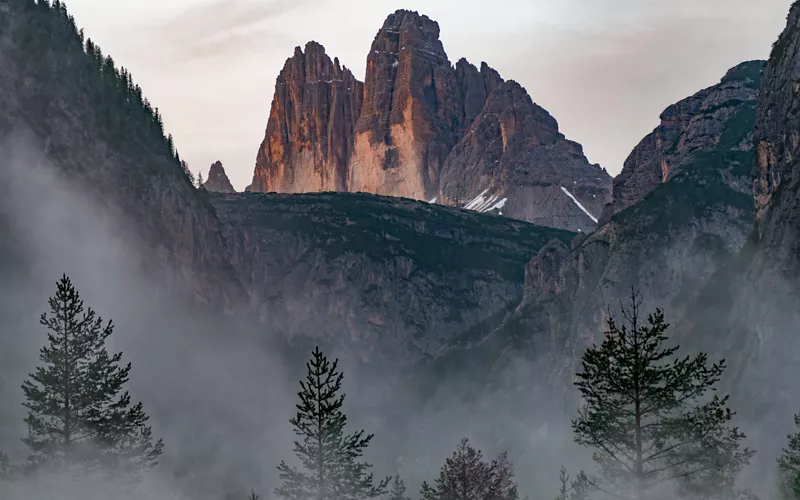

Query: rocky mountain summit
[248,41,363,194]
[247,10,612,231]
[602,60,762,222]
[439,80,611,233]
[202,161,236,193]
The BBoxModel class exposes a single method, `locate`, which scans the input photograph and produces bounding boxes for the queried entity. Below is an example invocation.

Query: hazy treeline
[7,0,198,184]
[2,278,800,500]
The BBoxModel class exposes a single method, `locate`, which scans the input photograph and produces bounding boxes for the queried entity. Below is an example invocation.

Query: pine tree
[21,275,163,474]
[554,467,592,500]
[572,290,753,500]
[197,171,204,188]
[421,438,518,500]
[276,347,389,500]
[388,475,409,500]
[779,413,800,498]
[180,160,194,185]
[0,451,10,480]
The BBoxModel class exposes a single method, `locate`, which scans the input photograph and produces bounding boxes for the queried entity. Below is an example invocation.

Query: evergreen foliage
[554,467,592,500]
[197,171,204,189]
[6,0,193,185]
[778,414,800,498]
[21,275,163,474]
[276,347,389,500]
[0,451,10,480]
[571,290,753,499]
[387,475,410,500]
[420,438,518,500]
[180,160,194,185]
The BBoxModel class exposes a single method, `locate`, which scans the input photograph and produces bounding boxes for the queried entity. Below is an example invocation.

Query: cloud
[136,0,313,63]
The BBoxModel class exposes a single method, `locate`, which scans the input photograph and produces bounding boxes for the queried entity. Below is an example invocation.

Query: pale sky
[64,0,792,191]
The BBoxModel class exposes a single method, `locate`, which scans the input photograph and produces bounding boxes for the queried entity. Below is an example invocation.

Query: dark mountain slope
[210,191,574,364]
[0,0,246,307]
[402,61,764,461]
[678,2,800,461]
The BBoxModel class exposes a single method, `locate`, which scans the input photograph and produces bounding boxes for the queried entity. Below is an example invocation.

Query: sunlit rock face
[249,41,363,194]
[248,10,612,231]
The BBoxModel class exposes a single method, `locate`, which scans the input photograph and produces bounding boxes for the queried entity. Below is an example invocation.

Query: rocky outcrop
[203,161,236,193]
[455,59,503,127]
[602,61,762,221]
[419,60,763,434]
[439,81,612,233]
[209,191,573,364]
[348,10,465,201]
[248,41,363,193]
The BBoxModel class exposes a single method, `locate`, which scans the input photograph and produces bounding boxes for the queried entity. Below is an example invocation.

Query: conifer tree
[21,275,163,473]
[421,438,518,500]
[276,347,389,500]
[197,171,204,188]
[388,475,409,500]
[779,413,800,498]
[180,160,194,185]
[572,290,753,500]
[554,467,592,500]
[0,451,10,480]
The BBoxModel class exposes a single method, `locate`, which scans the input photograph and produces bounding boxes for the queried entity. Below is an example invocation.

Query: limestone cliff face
[439,81,612,232]
[249,41,363,193]
[603,61,762,221]
[210,191,573,364]
[348,10,465,201]
[247,11,611,232]
[455,59,504,127]
[203,161,236,193]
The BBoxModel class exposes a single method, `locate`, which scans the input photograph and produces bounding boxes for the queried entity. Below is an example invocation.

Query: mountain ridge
[247,9,612,232]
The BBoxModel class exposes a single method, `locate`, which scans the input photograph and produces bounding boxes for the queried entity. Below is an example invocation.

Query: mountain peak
[249,41,364,194]
[247,10,609,230]
[203,161,236,193]
[603,61,762,221]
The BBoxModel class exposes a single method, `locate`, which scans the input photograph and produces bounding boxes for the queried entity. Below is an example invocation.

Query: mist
[0,85,797,500]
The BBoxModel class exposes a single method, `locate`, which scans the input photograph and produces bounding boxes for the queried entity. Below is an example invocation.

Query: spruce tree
[197,171,204,188]
[388,475,409,500]
[180,160,194,185]
[421,438,518,500]
[21,275,163,473]
[0,451,10,480]
[554,467,591,500]
[779,413,800,498]
[276,347,389,500]
[572,290,753,500]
